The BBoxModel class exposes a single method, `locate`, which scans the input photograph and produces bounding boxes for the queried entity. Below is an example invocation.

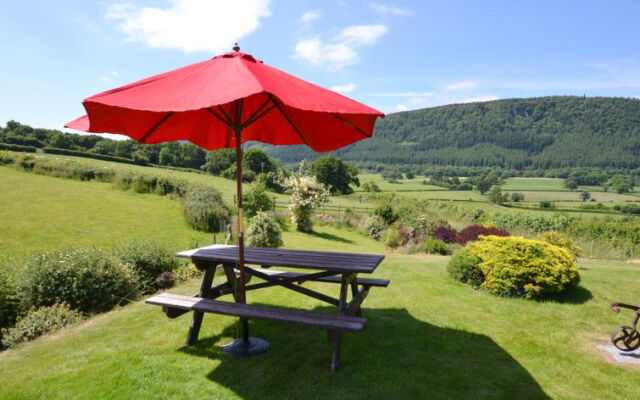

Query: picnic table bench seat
[147,292,366,331]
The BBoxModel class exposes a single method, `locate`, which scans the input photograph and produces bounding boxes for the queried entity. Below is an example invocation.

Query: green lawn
[1,226,638,399]
[0,166,211,259]
[1,167,640,398]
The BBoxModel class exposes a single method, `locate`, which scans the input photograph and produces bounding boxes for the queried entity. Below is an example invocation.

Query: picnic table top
[177,245,384,274]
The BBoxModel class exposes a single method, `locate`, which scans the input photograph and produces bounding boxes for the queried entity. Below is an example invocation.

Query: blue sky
[2,0,640,131]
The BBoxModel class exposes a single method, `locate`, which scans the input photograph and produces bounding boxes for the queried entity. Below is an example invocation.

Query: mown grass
[1,166,640,399]
[0,166,212,259]
[1,225,639,399]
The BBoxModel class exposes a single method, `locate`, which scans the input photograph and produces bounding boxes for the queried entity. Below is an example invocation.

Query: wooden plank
[147,293,366,331]
[249,268,390,287]
[189,247,384,273]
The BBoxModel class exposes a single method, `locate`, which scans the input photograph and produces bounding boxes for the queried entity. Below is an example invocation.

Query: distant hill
[262,96,640,170]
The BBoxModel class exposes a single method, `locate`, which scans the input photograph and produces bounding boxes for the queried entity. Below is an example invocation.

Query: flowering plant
[282,161,329,232]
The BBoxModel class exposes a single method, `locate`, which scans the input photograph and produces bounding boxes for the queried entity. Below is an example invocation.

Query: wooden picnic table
[147,245,388,371]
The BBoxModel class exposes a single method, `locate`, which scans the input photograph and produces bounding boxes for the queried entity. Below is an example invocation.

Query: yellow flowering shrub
[447,235,580,299]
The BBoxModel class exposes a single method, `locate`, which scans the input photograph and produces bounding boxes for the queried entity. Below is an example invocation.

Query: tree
[202,149,235,175]
[243,185,275,218]
[243,148,274,175]
[511,192,525,202]
[488,186,507,204]
[564,179,578,191]
[158,146,174,165]
[608,175,635,194]
[475,177,492,194]
[311,155,360,195]
[362,181,381,192]
[579,191,591,202]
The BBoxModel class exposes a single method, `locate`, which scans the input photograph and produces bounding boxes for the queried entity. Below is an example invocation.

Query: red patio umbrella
[66,44,383,354]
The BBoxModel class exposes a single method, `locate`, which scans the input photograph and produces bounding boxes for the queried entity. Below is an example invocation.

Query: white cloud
[294,24,387,71]
[459,95,499,103]
[369,3,411,16]
[338,24,388,46]
[301,10,321,23]
[331,83,356,93]
[443,80,478,92]
[395,103,408,111]
[106,0,271,53]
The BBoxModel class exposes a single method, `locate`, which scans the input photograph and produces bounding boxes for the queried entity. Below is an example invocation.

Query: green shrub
[1,303,83,348]
[374,203,398,225]
[447,236,580,299]
[0,269,22,347]
[422,238,452,255]
[244,186,275,218]
[247,212,283,248]
[364,216,387,239]
[19,249,140,314]
[114,241,179,293]
[447,251,484,288]
[537,231,583,259]
[383,228,401,249]
[181,185,230,232]
[174,264,202,282]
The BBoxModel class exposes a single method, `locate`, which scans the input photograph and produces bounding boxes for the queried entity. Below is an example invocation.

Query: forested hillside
[264,96,640,169]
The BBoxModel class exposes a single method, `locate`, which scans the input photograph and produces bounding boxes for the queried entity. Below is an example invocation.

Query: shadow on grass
[180,307,549,399]
[306,230,354,244]
[553,285,593,304]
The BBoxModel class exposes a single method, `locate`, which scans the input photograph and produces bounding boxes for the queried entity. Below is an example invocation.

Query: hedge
[42,147,145,165]
[0,143,38,153]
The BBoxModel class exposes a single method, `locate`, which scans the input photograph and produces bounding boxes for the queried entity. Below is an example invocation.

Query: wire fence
[273,200,375,215]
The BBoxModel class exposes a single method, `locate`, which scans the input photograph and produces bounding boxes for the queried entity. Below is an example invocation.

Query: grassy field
[358,173,442,191]
[2,163,640,398]
[505,190,640,203]
[0,166,212,259]
[1,224,639,399]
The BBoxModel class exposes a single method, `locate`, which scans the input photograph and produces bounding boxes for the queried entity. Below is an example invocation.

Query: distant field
[504,190,640,203]
[0,166,211,259]
[358,174,442,191]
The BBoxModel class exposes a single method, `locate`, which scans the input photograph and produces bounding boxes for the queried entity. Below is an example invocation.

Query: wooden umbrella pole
[234,127,246,305]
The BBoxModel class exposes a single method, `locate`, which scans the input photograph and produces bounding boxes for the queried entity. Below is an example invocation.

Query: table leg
[185,261,215,346]
[330,274,351,371]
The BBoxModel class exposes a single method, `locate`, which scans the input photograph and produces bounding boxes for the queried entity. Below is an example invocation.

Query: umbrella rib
[243,103,277,129]
[331,113,371,138]
[217,105,236,128]
[241,95,274,128]
[275,103,310,146]
[206,107,233,128]
[140,112,174,143]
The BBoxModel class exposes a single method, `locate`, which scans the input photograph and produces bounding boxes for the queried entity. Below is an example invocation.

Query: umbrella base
[222,337,269,357]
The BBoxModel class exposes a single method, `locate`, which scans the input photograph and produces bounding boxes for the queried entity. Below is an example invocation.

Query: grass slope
[0,166,211,259]
[1,221,639,399]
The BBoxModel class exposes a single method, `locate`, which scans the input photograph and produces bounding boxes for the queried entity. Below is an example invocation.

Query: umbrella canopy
[66,47,383,152]
[66,46,383,351]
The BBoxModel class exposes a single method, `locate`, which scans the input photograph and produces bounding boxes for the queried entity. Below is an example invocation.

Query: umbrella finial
[233,43,240,52]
